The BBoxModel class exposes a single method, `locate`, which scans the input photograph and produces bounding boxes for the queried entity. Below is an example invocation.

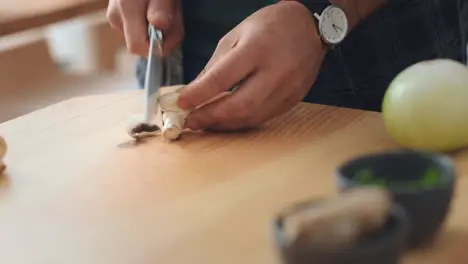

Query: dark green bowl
[272,200,409,264]
[336,150,456,249]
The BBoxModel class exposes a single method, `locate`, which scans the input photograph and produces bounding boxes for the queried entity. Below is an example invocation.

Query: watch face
[318,6,348,45]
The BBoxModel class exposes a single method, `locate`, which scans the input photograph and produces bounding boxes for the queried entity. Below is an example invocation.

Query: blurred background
[0,0,137,122]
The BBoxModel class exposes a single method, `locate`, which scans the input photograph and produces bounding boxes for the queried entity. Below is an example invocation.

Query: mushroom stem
[162,111,186,140]
[158,85,190,141]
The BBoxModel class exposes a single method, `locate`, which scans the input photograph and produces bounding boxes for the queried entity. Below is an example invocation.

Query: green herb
[421,167,440,187]
[353,166,443,190]
[355,169,374,184]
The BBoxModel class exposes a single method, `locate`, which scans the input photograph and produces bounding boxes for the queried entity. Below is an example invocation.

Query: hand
[177,1,327,132]
[106,0,184,57]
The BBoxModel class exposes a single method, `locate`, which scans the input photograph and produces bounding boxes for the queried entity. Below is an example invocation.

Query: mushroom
[127,84,234,142]
[127,118,161,141]
[0,136,7,173]
[157,85,190,141]
[283,187,392,248]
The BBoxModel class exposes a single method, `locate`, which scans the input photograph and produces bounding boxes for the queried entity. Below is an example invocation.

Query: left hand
[177,0,327,131]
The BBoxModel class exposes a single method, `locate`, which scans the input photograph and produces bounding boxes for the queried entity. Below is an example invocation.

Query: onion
[382,59,468,152]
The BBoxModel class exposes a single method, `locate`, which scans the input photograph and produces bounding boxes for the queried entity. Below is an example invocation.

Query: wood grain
[0,91,466,264]
[0,0,107,36]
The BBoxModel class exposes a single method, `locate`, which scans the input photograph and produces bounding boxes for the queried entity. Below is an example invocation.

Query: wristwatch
[299,1,349,48]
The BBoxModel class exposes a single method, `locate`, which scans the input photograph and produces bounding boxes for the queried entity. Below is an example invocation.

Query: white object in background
[0,136,7,173]
[44,11,107,74]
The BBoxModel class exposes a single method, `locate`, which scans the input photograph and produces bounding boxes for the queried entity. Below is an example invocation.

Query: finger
[159,2,184,57]
[204,33,239,72]
[178,44,257,110]
[147,0,175,31]
[106,1,124,32]
[209,88,297,132]
[120,0,149,56]
[161,30,183,57]
[184,92,234,131]
[185,70,275,131]
[191,33,239,86]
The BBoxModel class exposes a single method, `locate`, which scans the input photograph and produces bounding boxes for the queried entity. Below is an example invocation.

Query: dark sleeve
[459,0,468,64]
[306,0,465,111]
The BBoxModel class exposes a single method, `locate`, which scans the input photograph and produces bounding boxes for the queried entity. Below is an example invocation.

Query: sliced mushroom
[126,116,161,141]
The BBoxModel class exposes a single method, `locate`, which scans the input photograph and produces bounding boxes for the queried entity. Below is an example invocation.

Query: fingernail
[177,95,191,110]
[149,12,172,29]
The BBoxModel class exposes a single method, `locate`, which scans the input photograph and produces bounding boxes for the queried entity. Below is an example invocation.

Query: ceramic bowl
[336,150,456,249]
[272,200,409,264]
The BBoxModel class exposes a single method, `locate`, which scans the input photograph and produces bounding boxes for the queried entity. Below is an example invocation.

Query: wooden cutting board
[0,91,467,264]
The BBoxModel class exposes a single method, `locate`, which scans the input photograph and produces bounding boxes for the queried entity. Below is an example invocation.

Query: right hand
[106,0,184,57]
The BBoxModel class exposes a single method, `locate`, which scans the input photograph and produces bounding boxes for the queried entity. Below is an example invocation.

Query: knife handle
[147,24,164,57]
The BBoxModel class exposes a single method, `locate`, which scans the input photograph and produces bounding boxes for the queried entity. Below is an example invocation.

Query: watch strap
[296,1,335,49]
[297,0,330,14]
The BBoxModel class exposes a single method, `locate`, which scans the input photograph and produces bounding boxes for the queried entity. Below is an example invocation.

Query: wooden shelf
[0,0,108,36]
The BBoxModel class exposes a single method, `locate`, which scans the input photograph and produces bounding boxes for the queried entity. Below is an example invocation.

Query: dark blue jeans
[137,0,468,112]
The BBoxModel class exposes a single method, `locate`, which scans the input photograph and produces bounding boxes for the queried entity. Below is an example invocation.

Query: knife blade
[143,25,164,123]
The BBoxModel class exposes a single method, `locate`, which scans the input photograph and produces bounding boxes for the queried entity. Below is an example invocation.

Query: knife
[143,24,164,123]
[128,24,186,140]
[127,25,165,140]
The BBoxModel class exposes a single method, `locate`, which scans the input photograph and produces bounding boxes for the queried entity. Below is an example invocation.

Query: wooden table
[0,91,467,264]
[0,0,108,35]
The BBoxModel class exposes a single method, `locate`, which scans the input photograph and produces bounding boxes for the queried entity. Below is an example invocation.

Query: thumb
[147,0,175,31]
